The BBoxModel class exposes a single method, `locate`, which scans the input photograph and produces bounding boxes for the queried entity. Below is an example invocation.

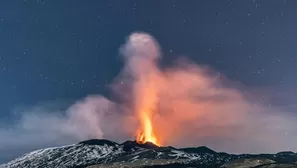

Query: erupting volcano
[121,32,162,146]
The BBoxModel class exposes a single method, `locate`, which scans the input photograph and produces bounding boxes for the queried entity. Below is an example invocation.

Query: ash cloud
[1,32,297,162]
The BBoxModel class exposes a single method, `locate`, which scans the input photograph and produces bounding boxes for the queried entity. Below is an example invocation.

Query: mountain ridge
[1,139,297,168]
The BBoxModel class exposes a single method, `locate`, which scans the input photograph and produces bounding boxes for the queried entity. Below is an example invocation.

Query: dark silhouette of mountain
[1,139,297,168]
[79,139,118,146]
[180,146,217,154]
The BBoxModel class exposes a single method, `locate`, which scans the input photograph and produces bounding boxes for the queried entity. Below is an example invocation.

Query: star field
[1,0,297,119]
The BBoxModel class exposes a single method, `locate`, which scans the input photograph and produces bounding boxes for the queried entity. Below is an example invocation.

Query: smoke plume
[1,32,297,162]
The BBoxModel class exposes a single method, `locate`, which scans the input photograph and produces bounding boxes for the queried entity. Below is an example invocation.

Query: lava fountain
[136,111,160,146]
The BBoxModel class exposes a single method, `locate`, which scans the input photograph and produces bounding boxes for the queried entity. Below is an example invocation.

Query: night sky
[1,0,297,162]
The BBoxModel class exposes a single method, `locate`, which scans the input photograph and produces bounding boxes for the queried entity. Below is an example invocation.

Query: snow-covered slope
[0,140,124,168]
[1,139,297,168]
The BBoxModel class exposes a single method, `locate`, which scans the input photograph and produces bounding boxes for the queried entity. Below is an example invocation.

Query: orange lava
[136,110,160,146]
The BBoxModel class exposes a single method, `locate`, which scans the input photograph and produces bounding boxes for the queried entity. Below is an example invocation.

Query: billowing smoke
[1,32,297,162]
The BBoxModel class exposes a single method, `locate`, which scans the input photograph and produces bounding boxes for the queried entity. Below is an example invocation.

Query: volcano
[1,139,297,168]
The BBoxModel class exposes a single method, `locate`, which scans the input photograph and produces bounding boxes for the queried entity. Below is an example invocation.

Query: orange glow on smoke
[122,32,247,148]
